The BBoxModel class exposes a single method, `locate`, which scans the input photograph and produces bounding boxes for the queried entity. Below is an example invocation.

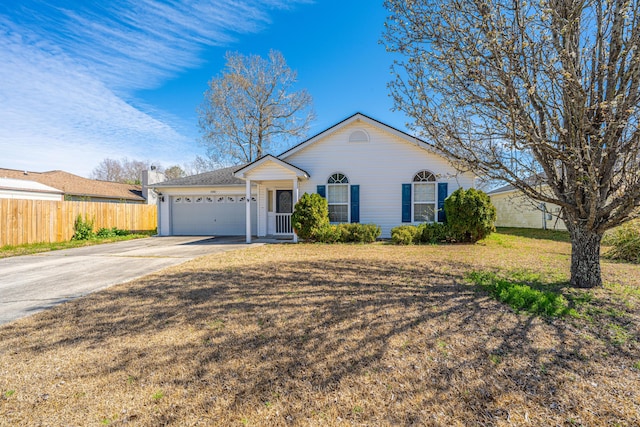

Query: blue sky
[0,0,407,177]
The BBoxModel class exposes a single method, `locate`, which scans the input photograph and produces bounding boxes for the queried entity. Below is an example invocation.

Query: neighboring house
[0,178,63,201]
[153,113,477,241]
[0,168,148,204]
[488,183,567,230]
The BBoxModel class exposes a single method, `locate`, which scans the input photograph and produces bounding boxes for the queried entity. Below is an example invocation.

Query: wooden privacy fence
[0,199,157,246]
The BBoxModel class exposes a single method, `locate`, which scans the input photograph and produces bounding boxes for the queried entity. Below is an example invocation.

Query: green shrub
[418,222,453,244]
[292,193,330,242]
[316,223,381,243]
[444,188,496,243]
[335,223,381,243]
[391,223,457,244]
[391,225,421,245]
[72,214,95,240]
[603,220,640,263]
[96,227,130,238]
[315,224,342,243]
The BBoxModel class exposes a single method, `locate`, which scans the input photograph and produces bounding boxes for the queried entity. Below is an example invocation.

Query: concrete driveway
[0,236,258,325]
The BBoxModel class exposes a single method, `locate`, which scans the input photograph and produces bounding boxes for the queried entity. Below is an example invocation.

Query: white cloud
[0,0,310,176]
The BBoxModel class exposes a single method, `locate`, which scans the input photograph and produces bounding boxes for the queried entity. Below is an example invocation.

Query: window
[267,190,274,212]
[413,171,436,222]
[349,129,369,143]
[327,173,349,223]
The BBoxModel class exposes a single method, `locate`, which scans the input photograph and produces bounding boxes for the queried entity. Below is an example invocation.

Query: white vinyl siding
[283,121,476,238]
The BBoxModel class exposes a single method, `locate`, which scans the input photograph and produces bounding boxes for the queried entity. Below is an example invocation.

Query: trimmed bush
[391,223,457,245]
[337,223,381,243]
[72,214,95,241]
[418,222,453,244]
[315,224,342,243]
[316,223,381,243]
[444,188,496,243]
[391,225,421,245]
[292,193,330,242]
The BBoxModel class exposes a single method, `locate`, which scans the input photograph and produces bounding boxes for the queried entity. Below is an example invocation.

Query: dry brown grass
[1,232,639,426]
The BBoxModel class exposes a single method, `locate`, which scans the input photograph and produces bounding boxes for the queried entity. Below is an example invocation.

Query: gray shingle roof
[153,165,245,187]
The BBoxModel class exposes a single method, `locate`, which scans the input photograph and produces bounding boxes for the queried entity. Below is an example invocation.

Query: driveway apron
[0,236,257,325]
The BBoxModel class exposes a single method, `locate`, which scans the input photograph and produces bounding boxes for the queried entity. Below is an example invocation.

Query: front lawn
[0,232,638,426]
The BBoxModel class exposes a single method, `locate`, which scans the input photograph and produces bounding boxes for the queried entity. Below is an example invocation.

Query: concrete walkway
[0,236,259,325]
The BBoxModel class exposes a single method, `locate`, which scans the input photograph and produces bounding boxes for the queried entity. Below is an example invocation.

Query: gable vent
[349,129,369,143]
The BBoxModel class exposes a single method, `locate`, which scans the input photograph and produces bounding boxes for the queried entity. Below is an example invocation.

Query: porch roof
[233,154,310,181]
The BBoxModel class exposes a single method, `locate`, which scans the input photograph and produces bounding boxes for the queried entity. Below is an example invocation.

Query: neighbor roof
[487,183,517,195]
[152,165,247,187]
[487,173,547,195]
[0,177,63,194]
[0,168,144,201]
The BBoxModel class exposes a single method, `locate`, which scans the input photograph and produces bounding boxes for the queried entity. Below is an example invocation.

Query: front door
[276,190,293,214]
[275,190,293,234]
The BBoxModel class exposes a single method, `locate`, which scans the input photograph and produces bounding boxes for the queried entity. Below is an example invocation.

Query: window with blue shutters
[413,171,437,222]
[327,173,349,223]
[404,171,446,223]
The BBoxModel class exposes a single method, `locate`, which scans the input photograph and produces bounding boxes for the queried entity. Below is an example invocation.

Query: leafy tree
[384,0,640,288]
[198,50,315,164]
[164,165,186,180]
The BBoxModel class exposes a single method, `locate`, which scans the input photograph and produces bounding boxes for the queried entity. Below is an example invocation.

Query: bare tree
[91,158,160,184]
[384,0,640,288]
[90,158,124,182]
[198,50,315,164]
[182,155,218,176]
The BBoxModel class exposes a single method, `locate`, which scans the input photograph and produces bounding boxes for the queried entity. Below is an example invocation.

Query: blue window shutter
[402,183,412,222]
[317,185,326,198]
[437,182,448,223]
[350,185,360,223]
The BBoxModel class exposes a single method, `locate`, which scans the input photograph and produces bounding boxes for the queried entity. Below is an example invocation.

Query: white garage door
[171,195,257,236]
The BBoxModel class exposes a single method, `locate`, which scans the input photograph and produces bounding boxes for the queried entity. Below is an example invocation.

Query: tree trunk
[568,225,603,288]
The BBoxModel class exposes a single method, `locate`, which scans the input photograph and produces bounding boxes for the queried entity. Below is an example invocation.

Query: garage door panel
[171,195,257,236]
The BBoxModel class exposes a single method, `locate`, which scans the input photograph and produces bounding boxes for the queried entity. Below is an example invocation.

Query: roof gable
[278,112,438,160]
[234,155,310,180]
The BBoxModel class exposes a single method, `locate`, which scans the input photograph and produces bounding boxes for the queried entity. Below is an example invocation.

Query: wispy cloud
[0,0,309,175]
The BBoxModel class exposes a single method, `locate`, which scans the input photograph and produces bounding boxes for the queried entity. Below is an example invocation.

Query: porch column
[245,179,252,243]
[292,178,299,243]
